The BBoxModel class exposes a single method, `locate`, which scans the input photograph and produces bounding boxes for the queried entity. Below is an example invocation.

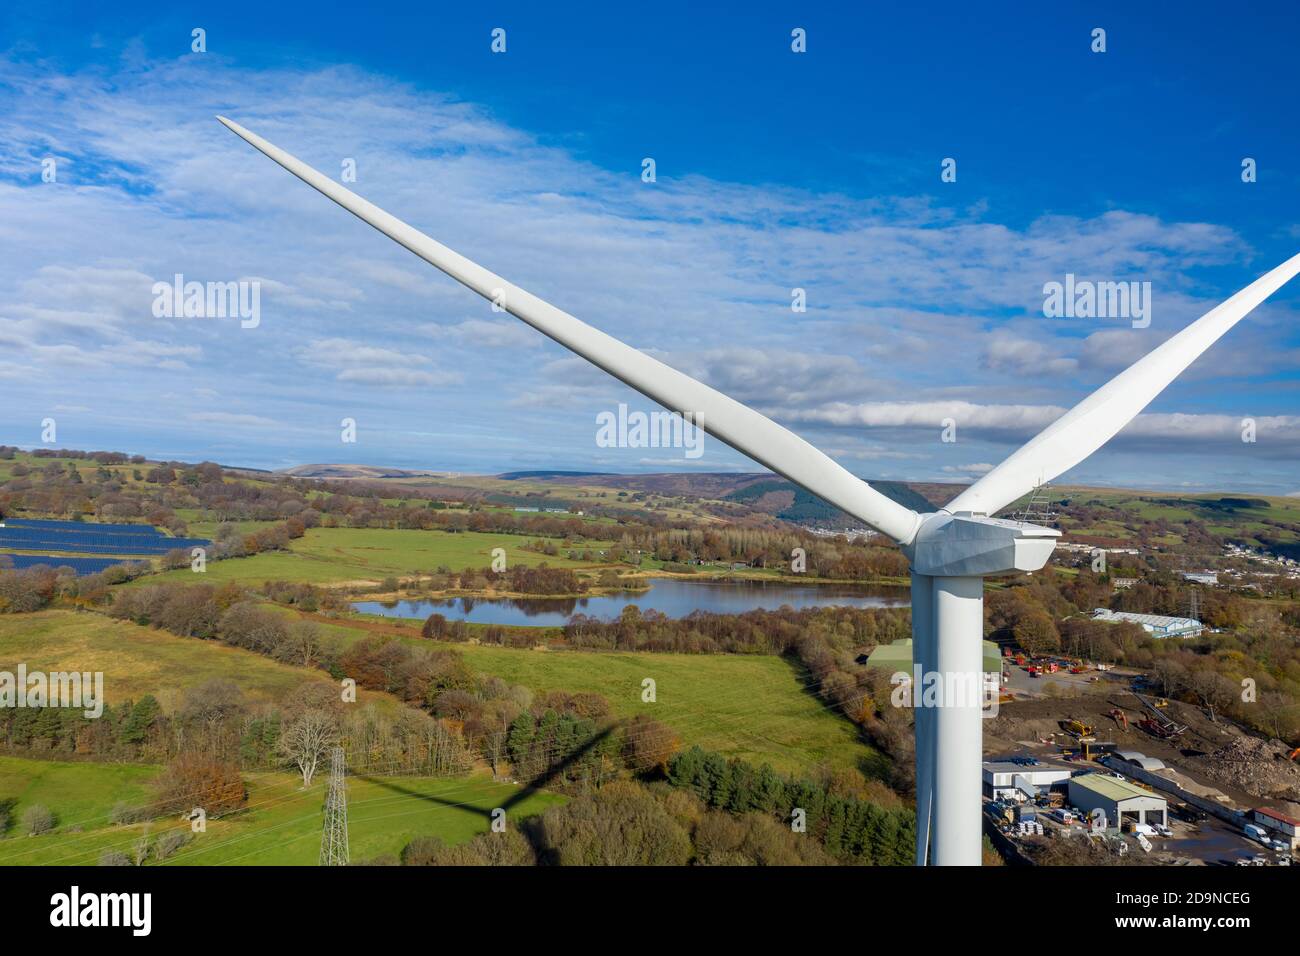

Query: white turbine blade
[217,116,922,544]
[948,252,1300,516]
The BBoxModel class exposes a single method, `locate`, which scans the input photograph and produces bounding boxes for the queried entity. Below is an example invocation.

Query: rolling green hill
[0,610,398,713]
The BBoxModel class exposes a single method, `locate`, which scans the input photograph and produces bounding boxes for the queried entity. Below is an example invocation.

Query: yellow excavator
[1063,718,1094,738]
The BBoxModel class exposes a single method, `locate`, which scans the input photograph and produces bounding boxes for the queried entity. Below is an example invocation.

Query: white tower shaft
[910,572,936,865]
[929,575,985,866]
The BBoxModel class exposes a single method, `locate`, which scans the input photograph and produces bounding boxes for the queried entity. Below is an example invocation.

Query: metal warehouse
[1068,773,1168,829]
[1092,608,1204,638]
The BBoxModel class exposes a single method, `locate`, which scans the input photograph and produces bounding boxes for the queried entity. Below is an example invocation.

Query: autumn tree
[622,714,679,776]
[277,683,342,787]
[153,754,247,816]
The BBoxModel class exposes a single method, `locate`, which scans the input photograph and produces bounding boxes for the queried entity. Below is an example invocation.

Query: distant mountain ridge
[497,470,959,526]
[280,464,451,479]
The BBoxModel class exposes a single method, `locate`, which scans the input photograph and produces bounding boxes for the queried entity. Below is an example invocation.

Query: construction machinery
[1063,718,1095,738]
[985,802,1014,825]
[1060,738,1115,761]
[1108,708,1129,730]
[1133,692,1188,739]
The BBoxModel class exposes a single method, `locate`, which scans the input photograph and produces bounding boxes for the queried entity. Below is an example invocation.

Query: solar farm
[0,517,210,575]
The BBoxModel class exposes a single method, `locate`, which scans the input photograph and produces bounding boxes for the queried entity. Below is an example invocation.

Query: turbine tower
[219,116,1300,865]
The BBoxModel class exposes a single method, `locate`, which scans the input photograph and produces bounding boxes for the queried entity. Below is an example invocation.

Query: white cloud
[294,337,461,388]
[788,400,1300,457]
[189,411,279,428]
[981,334,1077,376]
[0,54,1293,488]
[337,367,459,387]
[424,318,541,350]
[790,400,1065,437]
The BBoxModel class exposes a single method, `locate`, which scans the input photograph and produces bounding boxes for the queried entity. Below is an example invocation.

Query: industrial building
[1180,571,1219,586]
[1092,608,1204,639]
[1068,773,1168,829]
[982,762,1073,802]
[1250,807,1300,850]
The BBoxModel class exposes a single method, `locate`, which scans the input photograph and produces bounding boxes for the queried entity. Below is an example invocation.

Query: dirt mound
[1186,736,1300,801]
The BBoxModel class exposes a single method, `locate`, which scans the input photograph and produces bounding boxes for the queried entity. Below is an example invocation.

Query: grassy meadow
[277,607,875,778]
[0,757,563,866]
[144,526,611,588]
[0,610,399,713]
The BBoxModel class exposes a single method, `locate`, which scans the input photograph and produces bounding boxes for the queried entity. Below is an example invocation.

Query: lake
[352,577,910,627]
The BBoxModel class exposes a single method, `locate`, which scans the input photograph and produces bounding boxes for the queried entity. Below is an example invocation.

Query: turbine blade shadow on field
[351,726,614,820]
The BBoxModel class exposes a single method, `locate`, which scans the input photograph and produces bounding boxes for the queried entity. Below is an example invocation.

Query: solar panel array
[0,554,146,575]
[0,518,212,574]
[4,518,153,533]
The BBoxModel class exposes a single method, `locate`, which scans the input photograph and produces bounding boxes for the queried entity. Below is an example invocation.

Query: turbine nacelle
[903,512,1060,578]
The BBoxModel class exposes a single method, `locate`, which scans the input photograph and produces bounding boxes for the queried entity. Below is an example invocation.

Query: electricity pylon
[320,746,349,867]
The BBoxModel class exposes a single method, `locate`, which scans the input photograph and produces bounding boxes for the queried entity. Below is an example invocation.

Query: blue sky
[2,1,1298,494]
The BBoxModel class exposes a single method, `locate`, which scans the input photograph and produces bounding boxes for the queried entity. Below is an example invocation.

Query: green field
[0,757,564,865]
[442,642,876,778]
[0,756,157,835]
[280,610,877,777]
[144,527,611,588]
[0,610,397,713]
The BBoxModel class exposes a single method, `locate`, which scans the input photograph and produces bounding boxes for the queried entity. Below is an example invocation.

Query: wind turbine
[218,116,1300,865]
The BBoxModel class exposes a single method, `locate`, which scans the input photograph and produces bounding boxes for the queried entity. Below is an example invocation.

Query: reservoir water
[353,577,910,627]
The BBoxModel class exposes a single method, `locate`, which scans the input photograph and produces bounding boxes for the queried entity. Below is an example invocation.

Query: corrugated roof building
[1092,608,1204,638]
[1068,773,1167,829]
